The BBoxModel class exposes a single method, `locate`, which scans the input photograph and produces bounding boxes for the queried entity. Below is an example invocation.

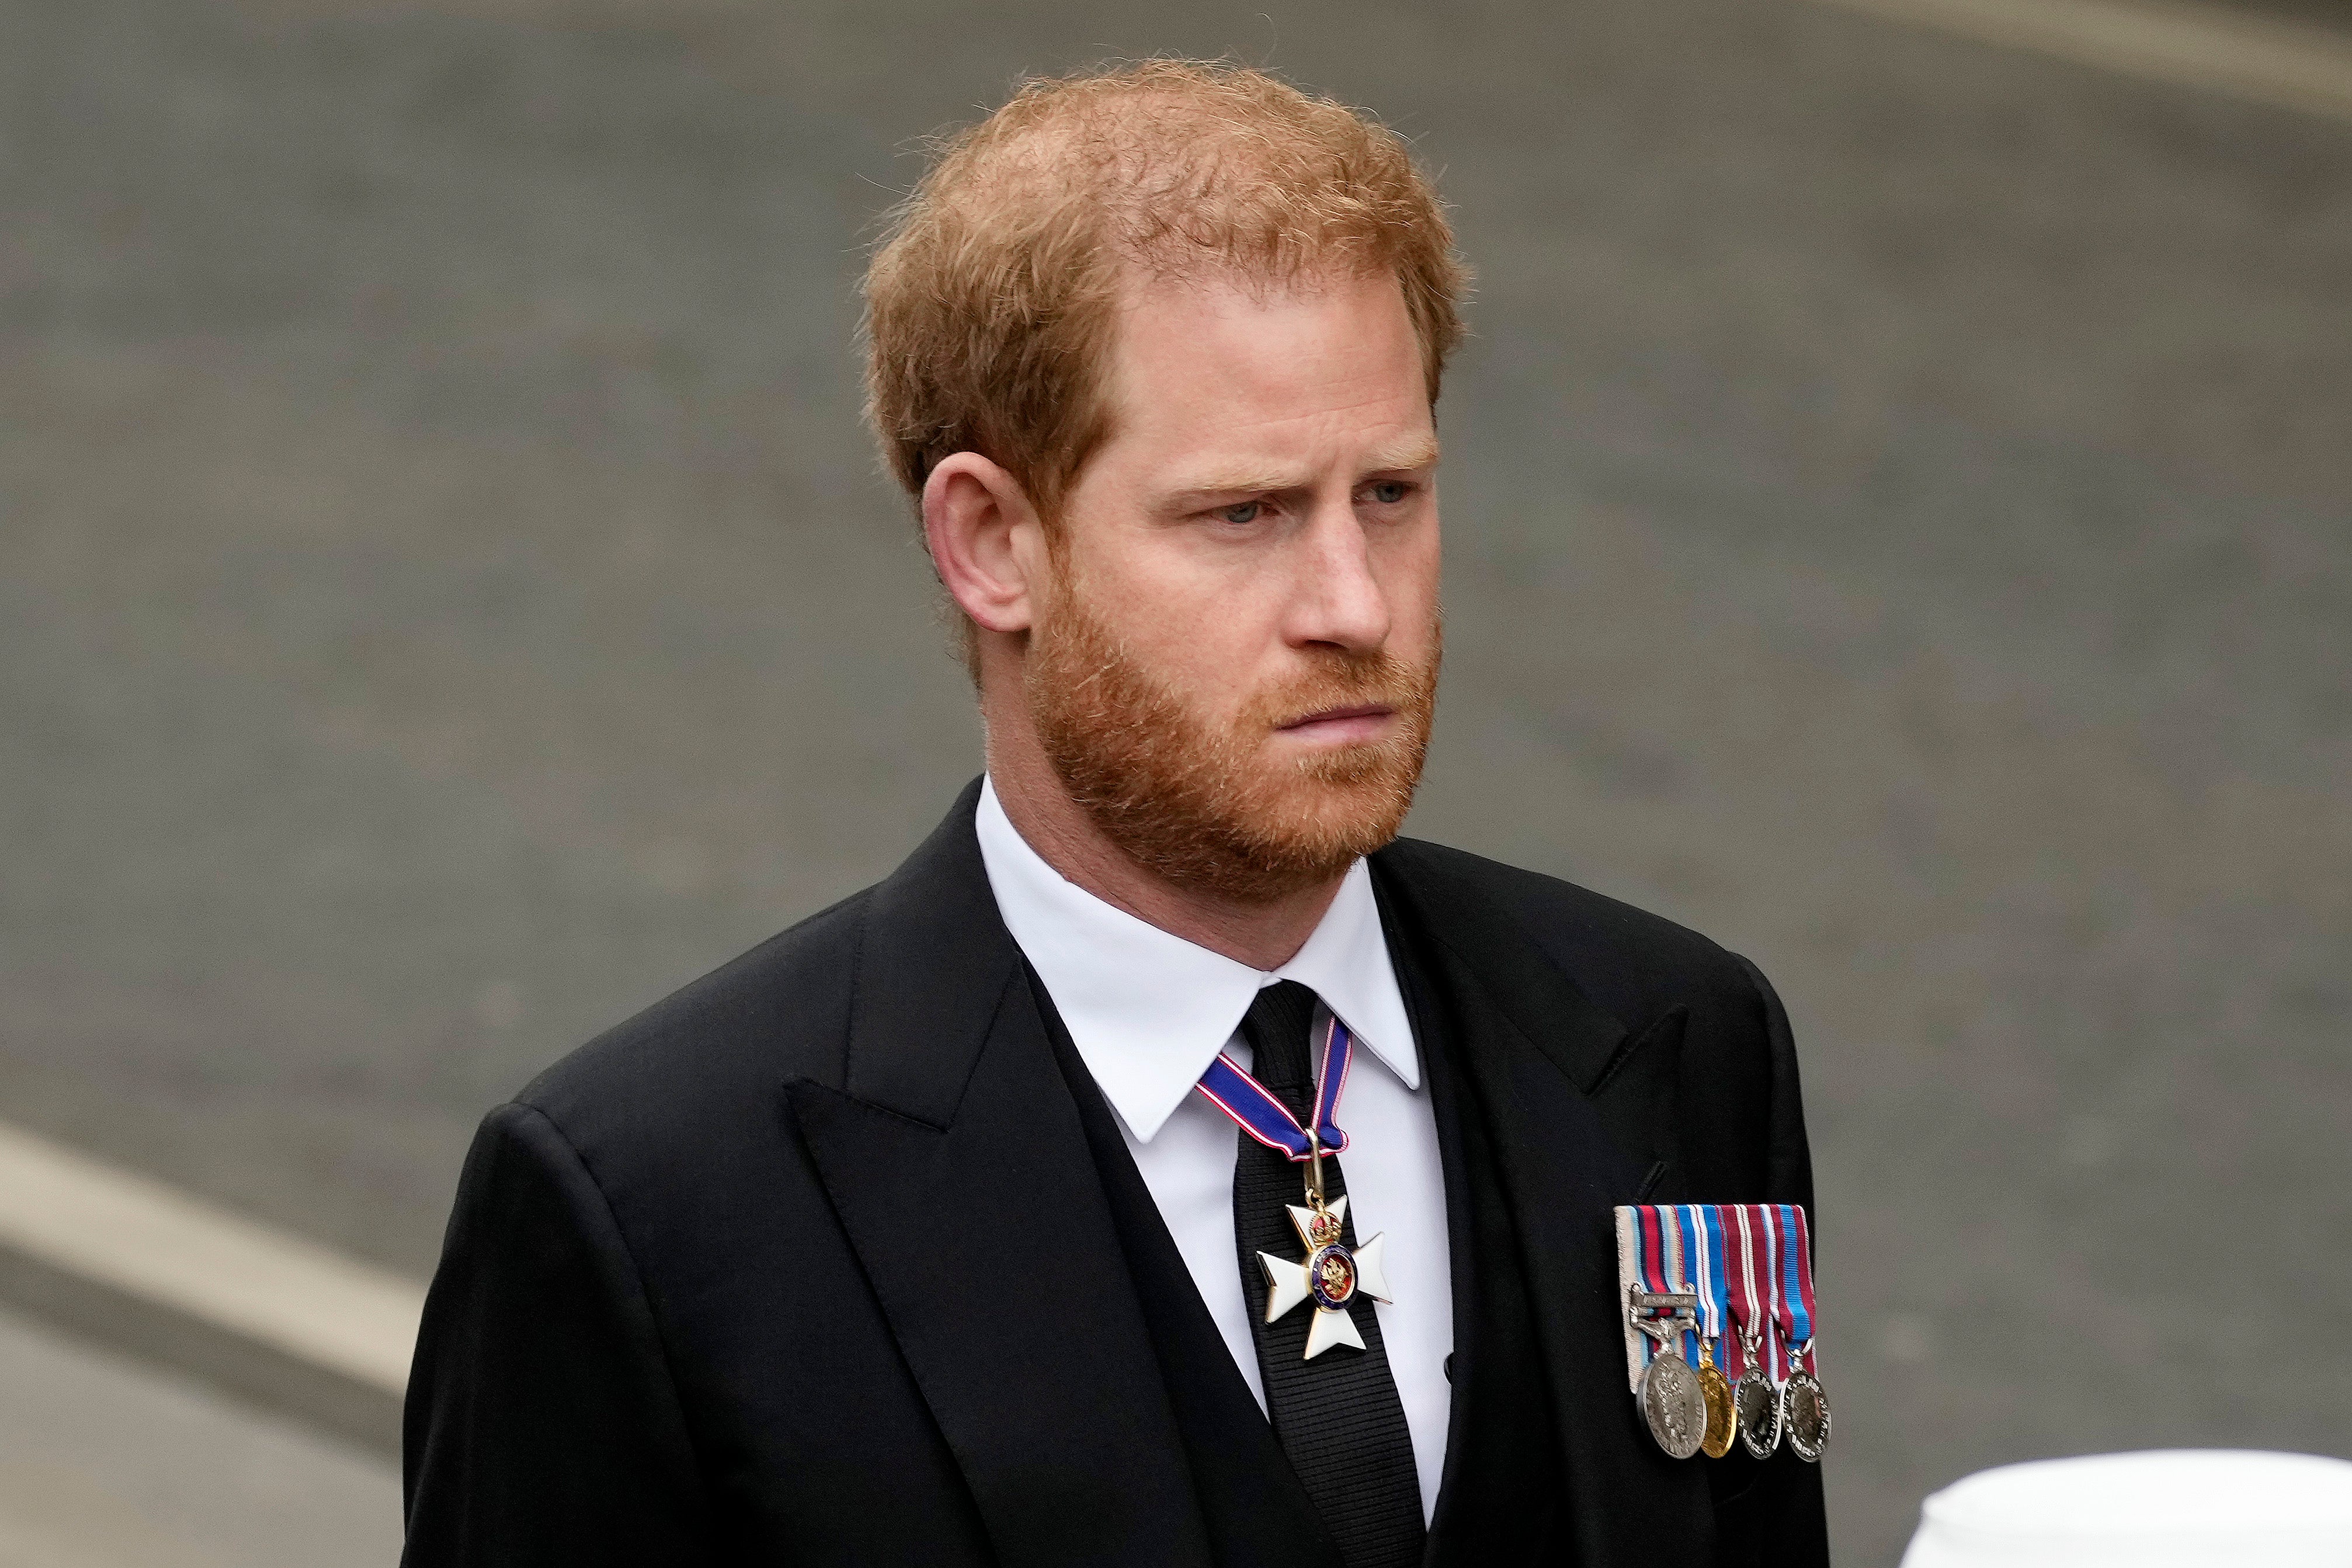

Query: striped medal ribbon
[1629,1205,1707,1457]
[1195,1012,1352,1163]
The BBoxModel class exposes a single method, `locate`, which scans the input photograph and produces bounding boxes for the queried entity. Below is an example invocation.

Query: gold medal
[1696,1336,1737,1458]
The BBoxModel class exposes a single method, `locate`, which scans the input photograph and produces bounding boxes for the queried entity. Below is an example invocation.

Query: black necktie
[1231,981,1426,1567]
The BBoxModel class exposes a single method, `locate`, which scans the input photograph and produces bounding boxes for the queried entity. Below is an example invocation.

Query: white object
[975,777,1452,1522]
[1902,1449,2352,1567]
[0,1121,423,1394]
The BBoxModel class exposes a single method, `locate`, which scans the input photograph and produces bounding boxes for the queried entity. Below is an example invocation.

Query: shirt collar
[975,777,1420,1143]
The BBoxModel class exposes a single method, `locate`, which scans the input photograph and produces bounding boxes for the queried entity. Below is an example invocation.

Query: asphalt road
[0,1305,399,1568]
[4,0,2349,1560]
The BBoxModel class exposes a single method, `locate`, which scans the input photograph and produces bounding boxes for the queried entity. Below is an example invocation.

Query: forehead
[1095,268,1434,474]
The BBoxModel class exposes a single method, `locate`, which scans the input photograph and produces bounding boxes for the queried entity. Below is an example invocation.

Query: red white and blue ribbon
[1725,1202,1770,1381]
[1776,1201,1816,1371]
[1667,1206,1707,1367]
[1759,1204,1789,1382]
[1631,1203,1694,1366]
[1623,1203,1792,1382]
[1682,1204,1731,1370]
[1623,1203,1820,1393]
[1721,1204,1759,1372]
[1194,1011,1353,1161]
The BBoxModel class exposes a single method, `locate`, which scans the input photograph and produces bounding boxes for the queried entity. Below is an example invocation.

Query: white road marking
[0,1122,423,1396]
[1804,0,2352,124]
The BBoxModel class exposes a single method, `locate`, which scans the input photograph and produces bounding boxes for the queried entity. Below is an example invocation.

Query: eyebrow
[1166,436,1443,500]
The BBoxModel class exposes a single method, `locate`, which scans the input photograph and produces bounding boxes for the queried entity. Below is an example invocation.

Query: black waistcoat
[1027,892,1571,1566]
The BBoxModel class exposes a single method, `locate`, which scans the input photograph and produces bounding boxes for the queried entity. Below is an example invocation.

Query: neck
[983,705,1346,975]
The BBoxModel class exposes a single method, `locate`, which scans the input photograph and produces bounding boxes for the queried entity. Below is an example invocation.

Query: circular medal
[1307,1243,1357,1311]
[1780,1369,1830,1462]
[1697,1361,1737,1458]
[1735,1365,1781,1459]
[1638,1351,1707,1459]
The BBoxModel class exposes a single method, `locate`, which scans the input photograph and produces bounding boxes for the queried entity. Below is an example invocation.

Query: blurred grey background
[3,0,2348,1561]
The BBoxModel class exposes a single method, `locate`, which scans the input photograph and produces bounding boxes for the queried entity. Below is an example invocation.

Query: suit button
[1444,1353,1455,1382]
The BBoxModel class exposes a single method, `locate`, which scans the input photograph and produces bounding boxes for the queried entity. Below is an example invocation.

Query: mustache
[1247,649,1433,729]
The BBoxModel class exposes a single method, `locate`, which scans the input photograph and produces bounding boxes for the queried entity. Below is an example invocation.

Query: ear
[922,452,1045,635]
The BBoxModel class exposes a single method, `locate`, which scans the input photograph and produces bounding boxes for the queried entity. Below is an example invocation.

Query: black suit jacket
[402,781,1828,1565]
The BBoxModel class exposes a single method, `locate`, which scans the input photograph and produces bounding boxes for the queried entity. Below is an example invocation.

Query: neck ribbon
[1194,1010,1355,1161]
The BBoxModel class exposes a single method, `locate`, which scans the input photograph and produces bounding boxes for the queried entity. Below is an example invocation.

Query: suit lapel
[783,784,1213,1568]
[1371,846,1714,1565]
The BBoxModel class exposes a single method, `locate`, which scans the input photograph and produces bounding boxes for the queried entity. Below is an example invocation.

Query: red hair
[863,60,1469,527]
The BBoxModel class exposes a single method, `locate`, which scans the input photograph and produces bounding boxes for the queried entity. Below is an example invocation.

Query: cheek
[1068,534,1276,700]
[1130,581,1270,704]
[1377,520,1444,630]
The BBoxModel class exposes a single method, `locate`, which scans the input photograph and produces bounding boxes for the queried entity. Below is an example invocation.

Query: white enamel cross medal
[1255,1124,1394,1359]
[1198,1017,1396,1361]
[1258,1192,1395,1358]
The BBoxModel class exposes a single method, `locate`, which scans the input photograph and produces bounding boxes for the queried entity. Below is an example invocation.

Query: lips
[1279,703,1395,731]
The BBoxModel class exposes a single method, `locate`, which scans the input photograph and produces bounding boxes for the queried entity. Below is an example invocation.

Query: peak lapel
[783,783,1211,1568]
[1371,851,1714,1565]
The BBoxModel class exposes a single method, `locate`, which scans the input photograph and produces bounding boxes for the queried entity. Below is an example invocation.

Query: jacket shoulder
[1375,837,1809,1205]
[509,886,873,1156]
[1374,836,1763,1029]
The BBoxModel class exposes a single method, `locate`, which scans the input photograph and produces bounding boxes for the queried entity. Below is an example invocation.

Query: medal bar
[1614,1202,1832,1463]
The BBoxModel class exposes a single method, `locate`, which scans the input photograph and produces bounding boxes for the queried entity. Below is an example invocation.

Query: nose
[1282,495,1391,655]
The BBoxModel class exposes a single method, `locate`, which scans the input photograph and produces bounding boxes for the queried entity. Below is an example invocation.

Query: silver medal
[1627,1284,1707,1459]
[1780,1363,1831,1462]
[1735,1362,1781,1458]
[1639,1348,1708,1459]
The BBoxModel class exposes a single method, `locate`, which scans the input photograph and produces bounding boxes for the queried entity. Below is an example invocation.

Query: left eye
[1369,482,1410,505]
[1221,501,1262,525]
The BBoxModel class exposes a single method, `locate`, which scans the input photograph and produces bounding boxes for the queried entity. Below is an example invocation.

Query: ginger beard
[1024,565,1440,904]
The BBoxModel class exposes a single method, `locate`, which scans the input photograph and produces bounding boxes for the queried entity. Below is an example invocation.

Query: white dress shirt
[975,778,1453,1522]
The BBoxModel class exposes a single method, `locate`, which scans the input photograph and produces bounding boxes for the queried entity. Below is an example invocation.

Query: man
[402,61,1828,1567]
